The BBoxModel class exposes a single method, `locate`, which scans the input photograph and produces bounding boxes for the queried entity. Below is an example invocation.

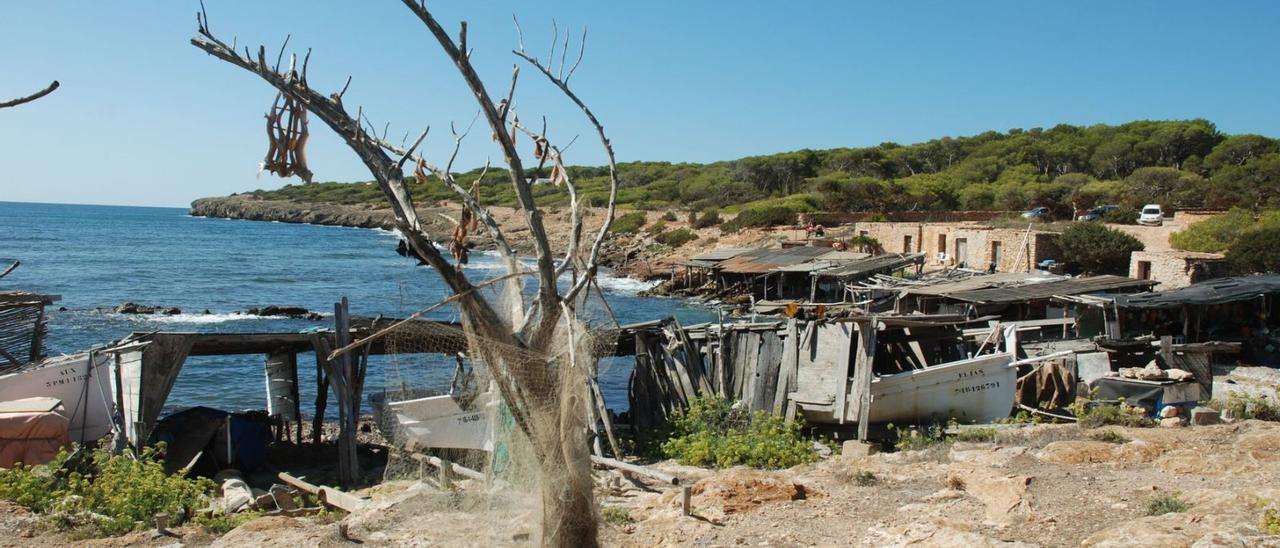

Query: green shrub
[1262,504,1280,535]
[1100,208,1136,224]
[660,211,678,222]
[1057,222,1145,275]
[610,211,647,234]
[691,208,722,228]
[660,395,816,469]
[1069,396,1152,428]
[720,206,799,233]
[889,423,949,452]
[1147,493,1190,516]
[1207,389,1280,421]
[0,444,215,537]
[1226,225,1280,274]
[601,506,632,525]
[951,427,998,443]
[1091,429,1130,444]
[656,228,698,247]
[645,219,668,236]
[196,511,262,536]
[1169,208,1262,252]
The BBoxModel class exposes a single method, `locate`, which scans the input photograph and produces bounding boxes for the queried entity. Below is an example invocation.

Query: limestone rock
[842,440,879,458]
[1159,406,1180,419]
[1160,417,1186,428]
[1190,406,1221,426]
[688,470,814,514]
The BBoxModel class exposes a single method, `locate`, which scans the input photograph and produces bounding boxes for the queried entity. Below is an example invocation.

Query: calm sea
[0,201,715,415]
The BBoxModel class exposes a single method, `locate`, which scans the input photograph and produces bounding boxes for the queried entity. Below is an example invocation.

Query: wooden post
[312,353,329,446]
[849,319,876,441]
[29,303,45,362]
[332,298,359,488]
[438,457,453,489]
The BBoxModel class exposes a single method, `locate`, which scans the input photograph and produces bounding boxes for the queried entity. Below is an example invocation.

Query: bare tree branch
[513,49,619,303]
[0,81,60,109]
[400,0,561,331]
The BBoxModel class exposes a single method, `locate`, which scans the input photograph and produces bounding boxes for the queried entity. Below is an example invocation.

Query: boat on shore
[0,351,116,443]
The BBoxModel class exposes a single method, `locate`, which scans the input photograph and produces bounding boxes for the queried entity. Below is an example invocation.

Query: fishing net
[370,274,622,543]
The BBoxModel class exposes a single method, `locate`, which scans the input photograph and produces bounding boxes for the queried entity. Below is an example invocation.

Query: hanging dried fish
[533,137,547,160]
[447,175,483,265]
[261,92,313,183]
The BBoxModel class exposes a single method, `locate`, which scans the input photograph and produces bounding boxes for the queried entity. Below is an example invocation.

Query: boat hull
[0,352,115,443]
[859,352,1017,424]
[379,392,495,451]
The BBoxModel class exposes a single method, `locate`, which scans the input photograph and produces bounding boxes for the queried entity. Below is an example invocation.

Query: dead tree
[0,81,59,109]
[192,2,617,546]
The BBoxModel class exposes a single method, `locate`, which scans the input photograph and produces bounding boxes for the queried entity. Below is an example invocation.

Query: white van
[1137,204,1164,226]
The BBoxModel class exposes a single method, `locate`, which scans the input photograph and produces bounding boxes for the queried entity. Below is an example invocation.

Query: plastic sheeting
[0,397,70,468]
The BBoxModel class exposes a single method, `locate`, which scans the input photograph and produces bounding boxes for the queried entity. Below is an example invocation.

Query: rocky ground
[598,420,1280,547]
[5,418,1278,546]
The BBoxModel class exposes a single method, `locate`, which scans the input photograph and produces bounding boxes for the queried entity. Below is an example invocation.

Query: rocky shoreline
[190,195,679,275]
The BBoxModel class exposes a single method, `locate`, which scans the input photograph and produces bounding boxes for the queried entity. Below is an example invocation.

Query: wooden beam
[849,320,876,441]
[590,455,679,485]
[277,472,368,512]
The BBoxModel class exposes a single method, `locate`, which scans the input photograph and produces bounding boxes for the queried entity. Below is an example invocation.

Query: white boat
[381,390,497,451]
[790,323,1021,426]
[0,351,116,443]
[862,351,1016,424]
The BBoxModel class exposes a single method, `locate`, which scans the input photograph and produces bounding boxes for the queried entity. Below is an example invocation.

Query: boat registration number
[954,381,1000,395]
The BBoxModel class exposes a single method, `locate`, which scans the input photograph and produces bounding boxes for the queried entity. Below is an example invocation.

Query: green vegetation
[1070,395,1153,428]
[659,395,816,469]
[609,211,647,234]
[0,444,215,537]
[655,228,698,247]
[601,506,633,525]
[1207,389,1280,422]
[1147,493,1191,516]
[690,208,722,228]
[1091,429,1130,444]
[1170,208,1280,252]
[196,511,263,535]
[834,467,878,486]
[1170,208,1280,274]
[1056,223,1145,275]
[951,427,999,443]
[720,205,801,233]
[236,121,1280,226]
[1262,503,1280,535]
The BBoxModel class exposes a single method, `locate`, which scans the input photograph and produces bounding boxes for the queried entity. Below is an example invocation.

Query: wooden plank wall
[627,319,801,431]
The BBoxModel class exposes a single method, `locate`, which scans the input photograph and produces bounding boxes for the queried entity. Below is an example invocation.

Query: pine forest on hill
[240,119,1280,221]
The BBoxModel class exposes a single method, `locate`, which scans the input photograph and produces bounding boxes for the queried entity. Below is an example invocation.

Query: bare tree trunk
[191,2,621,544]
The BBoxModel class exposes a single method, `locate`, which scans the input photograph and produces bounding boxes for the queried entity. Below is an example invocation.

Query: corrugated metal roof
[902,272,1064,297]
[814,253,926,279]
[768,252,871,273]
[945,275,1156,304]
[691,248,753,262]
[678,259,722,269]
[716,246,836,274]
[1111,275,1280,309]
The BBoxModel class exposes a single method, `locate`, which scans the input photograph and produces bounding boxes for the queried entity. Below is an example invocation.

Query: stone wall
[840,221,1059,273]
[1129,251,1228,290]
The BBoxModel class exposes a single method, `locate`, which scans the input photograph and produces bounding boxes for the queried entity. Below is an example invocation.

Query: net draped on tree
[191,1,621,545]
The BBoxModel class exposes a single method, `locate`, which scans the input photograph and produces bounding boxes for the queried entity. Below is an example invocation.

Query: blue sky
[2,1,1278,207]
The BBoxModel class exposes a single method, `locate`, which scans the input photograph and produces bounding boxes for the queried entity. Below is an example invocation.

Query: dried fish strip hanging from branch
[261,92,313,183]
[416,158,481,265]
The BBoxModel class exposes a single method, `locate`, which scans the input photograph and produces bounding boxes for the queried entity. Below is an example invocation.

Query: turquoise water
[0,201,714,415]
